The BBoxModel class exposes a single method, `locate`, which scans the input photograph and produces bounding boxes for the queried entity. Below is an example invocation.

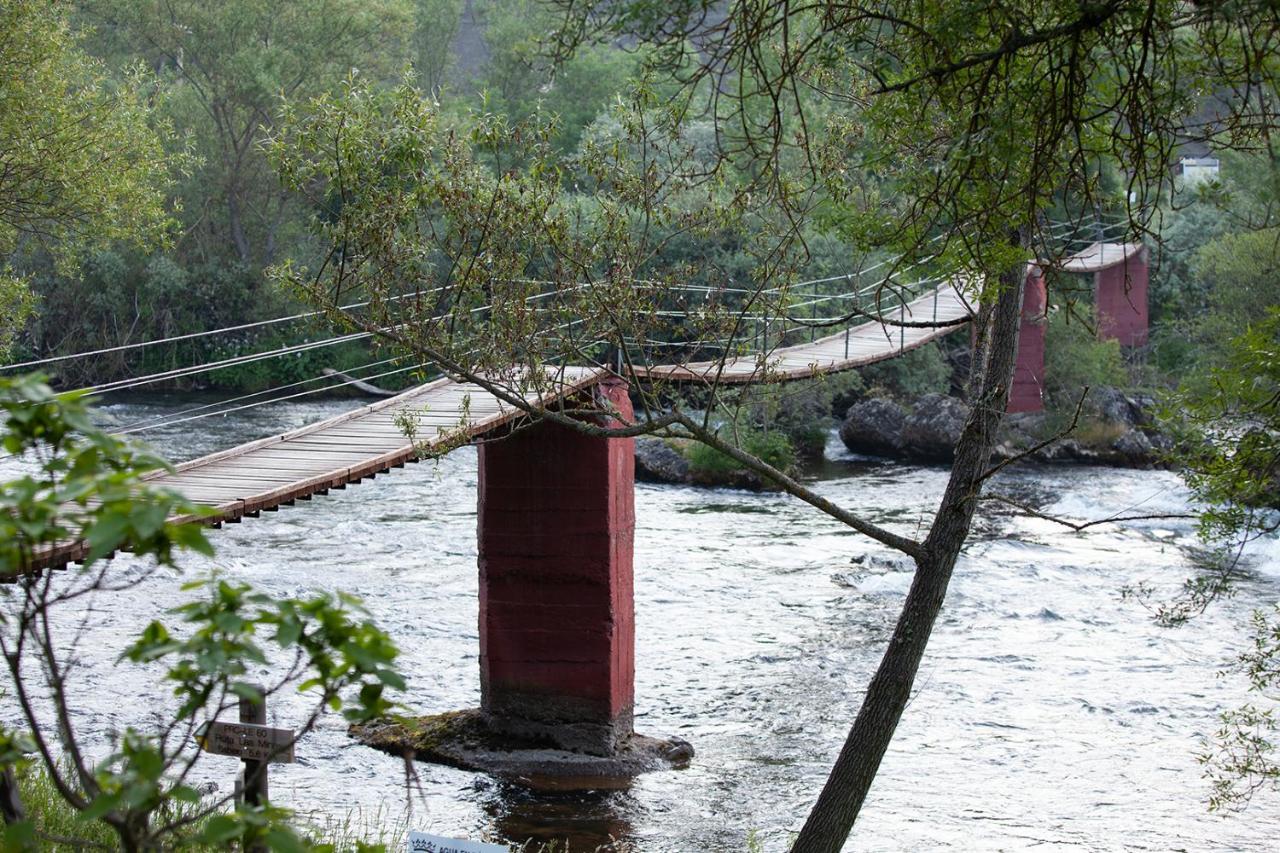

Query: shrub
[685,427,796,486]
[1042,307,1128,429]
[750,378,837,461]
[859,340,953,399]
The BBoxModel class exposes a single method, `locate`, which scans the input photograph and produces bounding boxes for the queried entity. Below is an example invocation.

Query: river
[4,393,1279,851]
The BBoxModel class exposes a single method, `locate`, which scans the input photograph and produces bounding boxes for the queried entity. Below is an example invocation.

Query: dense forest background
[3,0,1277,420]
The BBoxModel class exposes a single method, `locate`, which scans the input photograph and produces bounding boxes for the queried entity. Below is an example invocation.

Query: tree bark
[792,250,1028,852]
[0,765,24,824]
[228,189,251,265]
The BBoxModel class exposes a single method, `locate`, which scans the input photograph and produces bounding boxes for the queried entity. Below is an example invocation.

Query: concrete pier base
[353,709,691,790]
[356,379,690,787]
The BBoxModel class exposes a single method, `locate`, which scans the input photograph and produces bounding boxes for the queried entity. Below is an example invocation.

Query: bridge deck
[31,367,605,570]
[1057,241,1143,273]
[26,283,978,573]
[636,281,973,382]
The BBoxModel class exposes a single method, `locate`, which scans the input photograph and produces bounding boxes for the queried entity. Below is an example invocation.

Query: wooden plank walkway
[635,280,973,383]
[1057,242,1143,273]
[29,366,605,571]
[16,247,1150,574]
[21,283,981,573]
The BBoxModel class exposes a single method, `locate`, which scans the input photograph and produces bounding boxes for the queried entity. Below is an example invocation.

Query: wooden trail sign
[196,720,296,763]
[194,686,296,819]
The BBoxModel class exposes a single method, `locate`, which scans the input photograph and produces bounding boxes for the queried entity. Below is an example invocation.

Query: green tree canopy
[77,0,415,267]
[0,0,178,356]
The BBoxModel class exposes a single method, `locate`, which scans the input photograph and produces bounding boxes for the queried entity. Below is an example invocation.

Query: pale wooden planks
[24,367,606,572]
[1057,242,1143,273]
[634,281,974,383]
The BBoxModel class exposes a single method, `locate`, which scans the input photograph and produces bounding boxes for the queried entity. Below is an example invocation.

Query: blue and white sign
[406,831,507,853]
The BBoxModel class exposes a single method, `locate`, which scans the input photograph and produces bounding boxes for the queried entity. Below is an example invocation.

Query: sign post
[195,685,297,852]
[239,690,269,807]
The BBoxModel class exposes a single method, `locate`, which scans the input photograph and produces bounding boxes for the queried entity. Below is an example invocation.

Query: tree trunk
[792,251,1028,852]
[228,189,251,265]
[0,765,23,824]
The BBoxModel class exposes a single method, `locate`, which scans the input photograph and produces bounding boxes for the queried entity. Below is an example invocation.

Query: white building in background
[1179,157,1221,184]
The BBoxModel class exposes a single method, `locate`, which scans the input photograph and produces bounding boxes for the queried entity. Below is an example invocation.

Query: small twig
[982,493,1195,532]
[976,386,1090,484]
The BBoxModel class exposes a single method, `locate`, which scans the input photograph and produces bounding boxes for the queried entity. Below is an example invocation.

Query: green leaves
[124,572,403,726]
[0,374,212,577]
[2,378,405,846]
[0,0,181,276]
[1164,308,1280,542]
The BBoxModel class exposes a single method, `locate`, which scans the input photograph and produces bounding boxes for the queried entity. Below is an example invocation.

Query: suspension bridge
[2,227,1149,770]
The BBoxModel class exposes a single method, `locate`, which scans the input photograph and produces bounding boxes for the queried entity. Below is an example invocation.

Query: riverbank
[636,385,1171,491]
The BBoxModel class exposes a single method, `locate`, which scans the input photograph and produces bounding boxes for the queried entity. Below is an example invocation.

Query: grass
[10,764,637,851]
[685,428,796,485]
[15,764,218,850]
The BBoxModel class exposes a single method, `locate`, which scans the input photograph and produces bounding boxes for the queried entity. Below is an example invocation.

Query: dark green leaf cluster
[0,376,404,849]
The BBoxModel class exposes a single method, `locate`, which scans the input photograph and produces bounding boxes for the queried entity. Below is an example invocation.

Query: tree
[0,0,178,358]
[1166,309,1280,811]
[0,374,404,850]
[413,0,464,96]
[473,0,650,153]
[271,2,1279,850]
[77,0,415,268]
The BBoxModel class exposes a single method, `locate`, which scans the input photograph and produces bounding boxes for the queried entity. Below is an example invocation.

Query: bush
[750,378,837,461]
[1042,307,1129,428]
[859,340,953,399]
[685,427,796,486]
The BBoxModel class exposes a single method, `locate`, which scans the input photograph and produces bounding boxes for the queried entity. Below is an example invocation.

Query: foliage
[0,0,180,358]
[475,0,647,154]
[0,275,35,361]
[1165,309,1280,543]
[1041,307,1129,428]
[860,342,953,401]
[1200,605,1280,811]
[77,0,414,268]
[750,379,836,461]
[267,72,787,397]
[686,426,796,485]
[413,0,465,95]
[1190,227,1280,369]
[0,374,404,850]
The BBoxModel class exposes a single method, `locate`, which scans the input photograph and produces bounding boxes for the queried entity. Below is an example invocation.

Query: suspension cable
[110,354,410,433]
[114,361,431,436]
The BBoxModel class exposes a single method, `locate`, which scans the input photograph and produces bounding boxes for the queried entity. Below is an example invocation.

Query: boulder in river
[635,437,691,485]
[838,397,907,457]
[901,393,970,462]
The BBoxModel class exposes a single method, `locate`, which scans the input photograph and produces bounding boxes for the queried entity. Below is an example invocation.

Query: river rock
[635,437,691,484]
[1087,387,1153,427]
[1110,427,1154,462]
[901,394,970,461]
[838,397,907,457]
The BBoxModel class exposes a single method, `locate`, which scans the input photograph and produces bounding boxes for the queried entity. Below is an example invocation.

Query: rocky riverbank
[838,387,1171,467]
[635,385,1172,489]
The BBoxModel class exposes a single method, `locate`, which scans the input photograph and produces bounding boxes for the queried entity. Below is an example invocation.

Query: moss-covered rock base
[351,709,693,790]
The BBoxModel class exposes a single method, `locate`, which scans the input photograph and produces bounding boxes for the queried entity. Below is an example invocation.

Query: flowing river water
[4,393,1280,851]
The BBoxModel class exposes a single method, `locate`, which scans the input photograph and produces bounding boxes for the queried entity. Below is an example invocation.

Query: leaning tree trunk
[791,253,1028,853]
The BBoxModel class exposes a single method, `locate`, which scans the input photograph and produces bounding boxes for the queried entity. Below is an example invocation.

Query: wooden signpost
[195,687,296,808]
